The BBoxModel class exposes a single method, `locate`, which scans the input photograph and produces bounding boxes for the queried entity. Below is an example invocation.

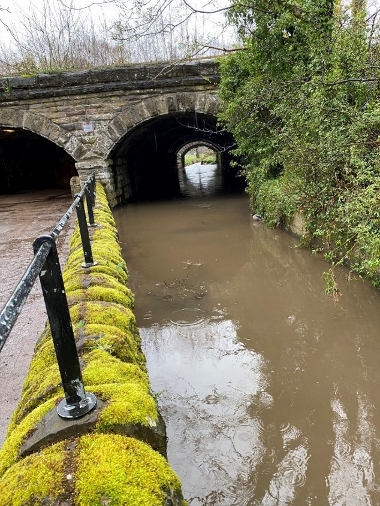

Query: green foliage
[184,149,217,166]
[219,0,380,288]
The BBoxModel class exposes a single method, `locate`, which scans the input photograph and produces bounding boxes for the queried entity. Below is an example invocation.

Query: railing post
[85,185,95,226]
[85,174,97,227]
[89,173,96,207]
[33,235,97,419]
[75,195,97,268]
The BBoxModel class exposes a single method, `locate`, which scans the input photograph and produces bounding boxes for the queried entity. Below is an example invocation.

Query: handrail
[0,173,98,420]
[0,241,52,350]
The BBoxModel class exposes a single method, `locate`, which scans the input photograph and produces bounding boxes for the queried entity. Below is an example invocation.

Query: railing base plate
[81,261,98,269]
[57,392,97,420]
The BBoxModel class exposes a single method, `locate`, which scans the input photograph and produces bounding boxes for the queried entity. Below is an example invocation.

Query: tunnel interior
[110,112,244,203]
[0,128,77,195]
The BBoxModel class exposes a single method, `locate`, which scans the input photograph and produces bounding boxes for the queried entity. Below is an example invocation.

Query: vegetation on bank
[184,148,217,166]
[219,0,380,291]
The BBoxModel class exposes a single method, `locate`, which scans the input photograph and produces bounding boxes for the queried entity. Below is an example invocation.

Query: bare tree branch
[182,0,230,15]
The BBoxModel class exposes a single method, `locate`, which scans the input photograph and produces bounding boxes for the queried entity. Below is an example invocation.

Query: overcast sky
[0,0,231,47]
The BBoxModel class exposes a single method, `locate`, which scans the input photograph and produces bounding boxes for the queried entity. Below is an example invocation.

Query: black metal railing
[0,173,98,420]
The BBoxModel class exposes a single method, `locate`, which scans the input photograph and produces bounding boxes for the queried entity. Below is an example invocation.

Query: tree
[0,0,238,74]
[219,0,380,290]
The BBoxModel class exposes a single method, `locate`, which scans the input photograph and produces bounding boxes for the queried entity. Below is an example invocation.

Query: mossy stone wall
[0,183,186,506]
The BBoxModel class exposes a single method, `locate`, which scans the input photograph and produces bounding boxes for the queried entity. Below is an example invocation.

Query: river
[113,163,380,505]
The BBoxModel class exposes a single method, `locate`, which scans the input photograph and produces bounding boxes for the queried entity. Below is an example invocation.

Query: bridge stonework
[0,60,222,205]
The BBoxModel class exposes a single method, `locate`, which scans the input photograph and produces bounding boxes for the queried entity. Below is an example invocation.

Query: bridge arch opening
[177,141,223,198]
[177,141,218,170]
[107,112,244,203]
[0,127,77,195]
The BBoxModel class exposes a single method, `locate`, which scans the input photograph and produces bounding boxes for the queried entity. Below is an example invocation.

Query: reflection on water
[142,318,265,505]
[179,163,222,197]
[113,193,380,505]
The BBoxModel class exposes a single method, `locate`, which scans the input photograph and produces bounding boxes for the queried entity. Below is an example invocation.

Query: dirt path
[0,190,75,447]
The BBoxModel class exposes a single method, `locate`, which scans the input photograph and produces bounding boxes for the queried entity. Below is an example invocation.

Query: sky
[0,0,231,41]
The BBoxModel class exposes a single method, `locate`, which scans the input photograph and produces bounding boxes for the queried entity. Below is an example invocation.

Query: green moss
[13,339,61,423]
[63,264,129,287]
[94,382,157,431]
[83,349,147,386]
[75,434,183,506]
[81,349,157,429]
[64,242,125,272]
[81,323,145,366]
[69,302,137,335]
[86,263,128,284]
[0,442,65,506]
[69,225,82,251]
[62,263,81,280]
[0,398,57,477]
[68,225,118,256]
[91,224,119,242]
[0,182,186,505]
[88,273,131,296]
[67,286,133,308]
[95,202,116,221]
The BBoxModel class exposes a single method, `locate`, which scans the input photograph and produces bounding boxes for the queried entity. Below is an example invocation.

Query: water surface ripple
[114,192,380,505]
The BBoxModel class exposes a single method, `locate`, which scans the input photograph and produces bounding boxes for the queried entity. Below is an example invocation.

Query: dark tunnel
[109,111,244,202]
[0,128,77,195]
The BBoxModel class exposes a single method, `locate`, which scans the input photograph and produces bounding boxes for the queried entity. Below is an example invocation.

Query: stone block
[64,136,87,160]
[107,117,127,142]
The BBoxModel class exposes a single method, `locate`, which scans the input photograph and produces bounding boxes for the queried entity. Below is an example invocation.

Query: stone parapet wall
[0,183,186,505]
[0,60,220,101]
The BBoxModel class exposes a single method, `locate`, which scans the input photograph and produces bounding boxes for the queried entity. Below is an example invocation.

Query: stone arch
[176,140,221,170]
[0,109,87,161]
[100,91,238,204]
[102,91,220,160]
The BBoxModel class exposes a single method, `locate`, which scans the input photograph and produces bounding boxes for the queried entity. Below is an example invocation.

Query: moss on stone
[0,398,57,477]
[81,349,157,430]
[82,349,147,386]
[95,203,117,222]
[94,382,157,431]
[0,441,65,506]
[0,433,186,506]
[74,434,184,506]
[90,273,130,293]
[12,339,61,424]
[67,286,133,309]
[64,242,126,273]
[63,262,129,286]
[0,182,186,504]
[91,224,119,242]
[69,301,138,335]
[69,225,82,251]
[81,323,145,366]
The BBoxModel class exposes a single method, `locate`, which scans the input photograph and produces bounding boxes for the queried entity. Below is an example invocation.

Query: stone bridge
[0,59,237,205]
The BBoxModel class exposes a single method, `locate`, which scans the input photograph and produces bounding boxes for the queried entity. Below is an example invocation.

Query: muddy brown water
[114,164,380,505]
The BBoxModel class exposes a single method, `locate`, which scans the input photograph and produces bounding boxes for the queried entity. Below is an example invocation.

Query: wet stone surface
[0,190,74,446]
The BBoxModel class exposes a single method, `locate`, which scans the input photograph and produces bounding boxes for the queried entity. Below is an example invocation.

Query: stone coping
[0,59,220,101]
